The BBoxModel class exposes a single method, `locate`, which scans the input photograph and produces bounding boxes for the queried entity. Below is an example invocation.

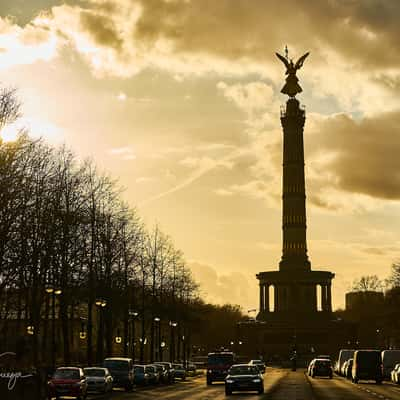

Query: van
[381,350,400,380]
[103,357,134,391]
[336,349,355,375]
[352,350,382,384]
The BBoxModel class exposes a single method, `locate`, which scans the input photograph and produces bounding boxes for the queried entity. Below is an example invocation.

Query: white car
[84,367,113,393]
[391,363,400,384]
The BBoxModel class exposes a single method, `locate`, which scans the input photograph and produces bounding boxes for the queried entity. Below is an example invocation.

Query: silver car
[84,367,113,393]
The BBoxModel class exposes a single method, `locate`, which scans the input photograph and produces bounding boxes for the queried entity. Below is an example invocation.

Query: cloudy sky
[1,0,400,311]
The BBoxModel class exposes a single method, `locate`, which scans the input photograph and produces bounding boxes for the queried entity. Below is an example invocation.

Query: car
[155,362,175,383]
[336,349,355,376]
[225,364,263,395]
[343,359,353,379]
[185,362,197,375]
[351,350,382,384]
[382,350,400,380]
[172,363,187,380]
[134,365,149,385]
[207,351,235,385]
[103,357,134,391]
[309,358,333,378]
[48,367,88,400]
[153,363,169,383]
[84,367,113,394]
[390,363,400,384]
[248,359,266,374]
[145,365,160,384]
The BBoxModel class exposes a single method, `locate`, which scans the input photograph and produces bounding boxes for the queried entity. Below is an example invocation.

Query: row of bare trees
[0,87,205,367]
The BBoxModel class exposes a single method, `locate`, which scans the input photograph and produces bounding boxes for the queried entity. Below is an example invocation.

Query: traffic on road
[42,348,400,400]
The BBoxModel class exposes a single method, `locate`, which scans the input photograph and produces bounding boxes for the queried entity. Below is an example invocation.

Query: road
[86,368,400,400]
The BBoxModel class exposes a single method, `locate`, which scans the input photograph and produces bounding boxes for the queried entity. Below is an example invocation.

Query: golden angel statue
[276,49,310,97]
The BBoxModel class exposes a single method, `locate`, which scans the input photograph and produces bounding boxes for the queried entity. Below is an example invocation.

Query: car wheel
[329,374,333,379]
[225,388,232,395]
[258,386,264,394]
[207,379,212,386]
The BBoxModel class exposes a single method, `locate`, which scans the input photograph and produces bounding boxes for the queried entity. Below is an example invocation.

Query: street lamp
[154,317,161,361]
[27,325,35,335]
[96,298,107,362]
[115,329,122,344]
[46,285,62,369]
[80,320,87,340]
[128,310,138,361]
[169,321,178,362]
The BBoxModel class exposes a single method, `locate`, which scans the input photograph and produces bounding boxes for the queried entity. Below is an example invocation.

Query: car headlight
[226,379,234,384]
[208,370,213,373]
[252,378,261,383]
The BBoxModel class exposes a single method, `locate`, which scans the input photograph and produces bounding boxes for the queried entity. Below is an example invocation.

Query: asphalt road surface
[85,368,400,400]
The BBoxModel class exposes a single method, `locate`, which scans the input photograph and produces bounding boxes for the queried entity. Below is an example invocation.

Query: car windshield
[53,369,80,379]
[146,366,155,372]
[208,354,234,365]
[84,369,105,377]
[104,360,129,370]
[229,366,258,375]
[252,360,264,365]
[316,360,331,367]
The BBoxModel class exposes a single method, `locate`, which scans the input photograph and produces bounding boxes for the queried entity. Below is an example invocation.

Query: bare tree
[0,87,21,133]
[352,275,383,292]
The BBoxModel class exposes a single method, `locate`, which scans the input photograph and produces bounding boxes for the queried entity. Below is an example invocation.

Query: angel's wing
[275,52,290,69]
[294,52,310,70]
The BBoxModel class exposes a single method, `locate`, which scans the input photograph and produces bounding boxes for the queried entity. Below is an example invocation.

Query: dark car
[309,358,333,378]
[48,367,88,400]
[103,357,134,391]
[207,351,235,385]
[155,362,175,383]
[153,363,169,383]
[352,350,383,384]
[225,364,263,395]
[248,359,266,374]
[145,365,160,384]
[172,364,187,380]
[344,359,353,379]
[83,367,113,394]
[134,365,149,385]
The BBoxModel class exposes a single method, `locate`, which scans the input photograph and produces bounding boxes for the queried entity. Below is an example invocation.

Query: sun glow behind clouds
[0,17,58,70]
[2,118,64,143]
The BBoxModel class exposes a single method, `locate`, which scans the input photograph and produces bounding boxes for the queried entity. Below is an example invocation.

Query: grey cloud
[314,112,400,200]
[80,10,122,49]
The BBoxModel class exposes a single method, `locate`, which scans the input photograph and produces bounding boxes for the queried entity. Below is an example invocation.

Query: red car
[48,367,88,399]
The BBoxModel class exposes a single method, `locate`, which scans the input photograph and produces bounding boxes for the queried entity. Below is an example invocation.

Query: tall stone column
[322,285,328,311]
[279,98,311,272]
[265,285,270,312]
[260,283,264,312]
[327,283,332,312]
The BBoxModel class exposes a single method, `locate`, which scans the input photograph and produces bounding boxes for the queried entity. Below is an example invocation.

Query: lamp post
[169,321,177,362]
[154,317,161,361]
[95,299,107,362]
[46,286,62,370]
[129,310,138,361]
